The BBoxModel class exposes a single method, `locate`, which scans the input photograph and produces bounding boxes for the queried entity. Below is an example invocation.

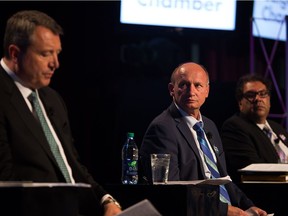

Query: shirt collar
[257,120,270,130]
[1,58,34,99]
[174,102,203,128]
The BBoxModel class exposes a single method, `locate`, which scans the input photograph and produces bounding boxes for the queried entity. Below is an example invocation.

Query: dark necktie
[263,126,286,163]
[28,92,72,183]
[193,122,231,205]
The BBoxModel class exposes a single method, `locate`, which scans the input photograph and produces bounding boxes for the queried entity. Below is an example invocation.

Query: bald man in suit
[140,62,267,216]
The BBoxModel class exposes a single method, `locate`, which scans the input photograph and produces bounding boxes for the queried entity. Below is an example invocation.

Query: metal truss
[250,16,288,130]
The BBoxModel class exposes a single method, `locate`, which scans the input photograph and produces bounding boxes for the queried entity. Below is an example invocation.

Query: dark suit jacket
[0,65,106,214]
[140,103,254,216]
[221,113,288,182]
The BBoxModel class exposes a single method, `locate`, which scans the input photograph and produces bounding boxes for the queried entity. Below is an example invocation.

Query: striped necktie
[193,122,231,205]
[28,91,71,183]
[263,126,286,163]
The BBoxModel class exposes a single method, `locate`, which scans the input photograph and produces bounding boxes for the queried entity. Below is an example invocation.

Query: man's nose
[49,54,60,70]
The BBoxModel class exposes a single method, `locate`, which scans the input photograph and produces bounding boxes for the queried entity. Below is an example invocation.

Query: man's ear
[238,100,244,111]
[205,84,210,98]
[168,83,174,97]
[9,44,21,64]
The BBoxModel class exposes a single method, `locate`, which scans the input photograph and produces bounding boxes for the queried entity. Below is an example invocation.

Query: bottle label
[124,160,138,175]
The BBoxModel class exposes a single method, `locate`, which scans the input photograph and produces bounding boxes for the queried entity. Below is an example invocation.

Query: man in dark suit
[221,74,288,182]
[0,10,121,216]
[140,62,267,216]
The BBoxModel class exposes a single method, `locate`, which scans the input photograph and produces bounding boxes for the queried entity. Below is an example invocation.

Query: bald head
[170,62,209,85]
[168,62,210,118]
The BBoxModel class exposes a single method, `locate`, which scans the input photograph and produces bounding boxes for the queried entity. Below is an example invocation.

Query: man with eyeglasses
[220,74,288,183]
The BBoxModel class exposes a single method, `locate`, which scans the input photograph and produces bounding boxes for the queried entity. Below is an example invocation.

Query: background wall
[0,1,285,185]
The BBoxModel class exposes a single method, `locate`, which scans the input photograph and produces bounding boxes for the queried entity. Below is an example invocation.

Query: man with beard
[221,74,288,183]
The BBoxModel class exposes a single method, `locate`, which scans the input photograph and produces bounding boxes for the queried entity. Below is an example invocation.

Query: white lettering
[137,0,223,12]
[262,5,285,22]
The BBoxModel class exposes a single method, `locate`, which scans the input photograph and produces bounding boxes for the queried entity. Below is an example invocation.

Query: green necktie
[28,91,71,183]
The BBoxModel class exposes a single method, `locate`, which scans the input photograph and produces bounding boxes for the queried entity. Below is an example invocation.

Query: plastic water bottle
[122,132,138,184]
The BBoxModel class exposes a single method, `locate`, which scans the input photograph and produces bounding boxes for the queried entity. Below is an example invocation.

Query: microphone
[274,138,280,144]
[275,134,285,144]
[47,107,54,117]
[206,132,213,140]
[206,132,219,154]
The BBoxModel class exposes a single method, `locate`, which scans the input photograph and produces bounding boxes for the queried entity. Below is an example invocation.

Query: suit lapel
[178,121,208,177]
[16,91,58,158]
[169,103,206,176]
[202,120,228,176]
[0,67,57,164]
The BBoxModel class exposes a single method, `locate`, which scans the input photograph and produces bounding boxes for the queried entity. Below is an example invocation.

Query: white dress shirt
[1,58,75,183]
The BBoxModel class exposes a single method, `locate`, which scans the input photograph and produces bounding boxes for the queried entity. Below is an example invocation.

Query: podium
[239,182,288,216]
[0,182,94,216]
[238,163,288,216]
[105,184,221,216]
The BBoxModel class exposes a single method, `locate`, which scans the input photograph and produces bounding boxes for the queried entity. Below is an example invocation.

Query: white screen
[253,0,288,41]
[120,0,237,31]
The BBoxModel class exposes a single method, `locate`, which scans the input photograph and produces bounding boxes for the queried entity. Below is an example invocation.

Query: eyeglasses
[242,90,270,101]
